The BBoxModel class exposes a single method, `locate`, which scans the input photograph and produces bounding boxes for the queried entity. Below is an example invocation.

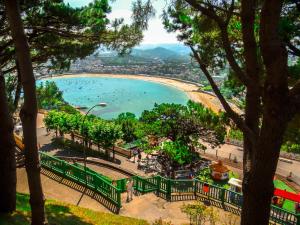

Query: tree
[0,0,154,114]
[0,71,16,213]
[140,102,226,147]
[36,81,64,110]
[161,140,193,166]
[115,112,138,143]
[162,1,300,224]
[4,0,46,224]
[1,0,154,221]
[90,121,123,159]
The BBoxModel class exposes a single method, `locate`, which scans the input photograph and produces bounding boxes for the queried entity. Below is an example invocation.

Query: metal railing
[40,152,121,208]
[39,152,300,224]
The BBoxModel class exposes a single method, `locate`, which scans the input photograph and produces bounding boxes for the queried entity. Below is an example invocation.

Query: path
[120,193,193,224]
[17,168,109,212]
[16,167,192,224]
[18,167,240,225]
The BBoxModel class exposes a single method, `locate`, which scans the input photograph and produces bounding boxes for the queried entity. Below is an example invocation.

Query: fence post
[134,176,139,192]
[62,161,66,177]
[166,179,171,201]
[117,188,121,208]
[193,179,197,199]
[142,177,145,193]
[220,187,225,206]
[156,176,161,196]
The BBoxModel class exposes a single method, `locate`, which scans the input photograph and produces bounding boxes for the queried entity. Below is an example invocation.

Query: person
[132,149,138,163]
[189,168,195,179]
[137,149,142,162]
[126,178,134,202]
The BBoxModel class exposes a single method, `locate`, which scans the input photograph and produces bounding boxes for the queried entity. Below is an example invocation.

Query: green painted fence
[39,153,300,224]
[40,152,121,208]
[131,175,299,225]
[73,162,113,183]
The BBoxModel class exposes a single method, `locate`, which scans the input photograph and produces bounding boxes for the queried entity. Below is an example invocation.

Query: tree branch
[241,0,261,86]
[286,41,300,57]
[185,0,252,87]
[190,46,256,143]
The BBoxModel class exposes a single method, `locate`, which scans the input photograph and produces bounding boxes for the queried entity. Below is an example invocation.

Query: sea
[38,76,189,119]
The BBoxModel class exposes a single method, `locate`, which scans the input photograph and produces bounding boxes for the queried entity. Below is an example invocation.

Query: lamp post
[80,103,106,185]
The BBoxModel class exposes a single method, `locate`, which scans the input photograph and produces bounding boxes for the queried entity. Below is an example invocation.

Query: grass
[0,193,149,225]
[274,179,296,213]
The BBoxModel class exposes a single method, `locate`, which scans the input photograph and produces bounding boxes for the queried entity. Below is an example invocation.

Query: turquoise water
[38,76,189,119]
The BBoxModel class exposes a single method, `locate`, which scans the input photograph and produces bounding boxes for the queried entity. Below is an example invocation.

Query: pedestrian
[137,149,142,162]
[132,149,138,163]
[126,178,134,202]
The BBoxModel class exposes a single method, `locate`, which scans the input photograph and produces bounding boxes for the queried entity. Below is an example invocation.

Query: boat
[99,102,107,107]
[75,106,88,110]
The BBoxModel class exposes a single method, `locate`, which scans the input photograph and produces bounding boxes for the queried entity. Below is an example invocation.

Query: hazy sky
[65,0,179,44]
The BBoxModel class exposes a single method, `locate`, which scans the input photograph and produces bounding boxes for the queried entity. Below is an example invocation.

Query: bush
[228,129,243,141]
[281,143,300,154]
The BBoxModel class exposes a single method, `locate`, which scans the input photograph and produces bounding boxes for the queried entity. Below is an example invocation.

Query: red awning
[274,188,300,203]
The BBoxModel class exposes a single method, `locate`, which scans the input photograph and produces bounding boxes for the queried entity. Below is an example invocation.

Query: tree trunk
[4,1,46,224]
[13,59,22,112]
[0,72,16,213]
[241,110,288,225]
[241,1,289,224]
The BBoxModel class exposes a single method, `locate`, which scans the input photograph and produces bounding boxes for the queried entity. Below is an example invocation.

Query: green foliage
[44,110,123,148]
[281,114,300,154]
[281,143,300,154]
[202,85,212,91]
[90,120,123,148]
[221,70,245,99]
[115,112,138,143]
[161,140,193,165]
[140,101,226,144]
[197,168,238,189]
[180,201,214,225]
[136,137,159,154]
[228,129,243,141]
[36,81,64,110]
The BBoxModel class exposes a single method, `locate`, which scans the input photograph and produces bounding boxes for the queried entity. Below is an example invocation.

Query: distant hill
[135,43,191,56]
[131,47,184,60]
[96,45,190,63]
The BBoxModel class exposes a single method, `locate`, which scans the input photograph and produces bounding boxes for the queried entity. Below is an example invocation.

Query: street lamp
[80,103,106,185]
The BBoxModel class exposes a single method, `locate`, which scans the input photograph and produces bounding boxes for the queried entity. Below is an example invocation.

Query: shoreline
[42,73,241,113]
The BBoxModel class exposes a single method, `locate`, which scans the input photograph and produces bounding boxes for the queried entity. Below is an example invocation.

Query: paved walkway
[17,167,239,225]
[16,168,192,224]
[17,168,110,212]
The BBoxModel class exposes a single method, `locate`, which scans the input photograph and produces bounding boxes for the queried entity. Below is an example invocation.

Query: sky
[65,0,179,44]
